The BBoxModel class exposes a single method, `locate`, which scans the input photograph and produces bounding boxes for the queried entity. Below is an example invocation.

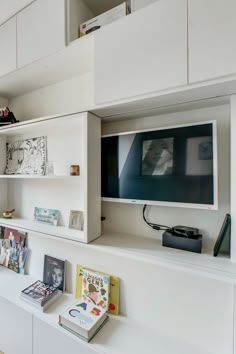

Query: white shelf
[93,232,236,281]
[0,266,210,354]
[0,174,79,179]
[0,218,84,243]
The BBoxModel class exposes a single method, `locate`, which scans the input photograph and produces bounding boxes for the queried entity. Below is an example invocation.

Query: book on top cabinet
[43,255,65,292]
[75,264,120,315]
[59,298,108,342]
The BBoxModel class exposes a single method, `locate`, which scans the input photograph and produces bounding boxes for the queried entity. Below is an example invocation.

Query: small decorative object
[5,136,47,175]
[2,209,15,219]
[69,210,83,230]
[70,164,80,176]
[0,106,19,125]
[34,207,59,226]
[213,213,231,257]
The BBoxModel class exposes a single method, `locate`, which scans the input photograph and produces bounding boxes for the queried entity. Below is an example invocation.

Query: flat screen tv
[101,121,218,210]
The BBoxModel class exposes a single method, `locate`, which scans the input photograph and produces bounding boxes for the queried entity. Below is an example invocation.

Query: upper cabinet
[17,0,66,68]
[94,0,188,105]
[0,17,17,77]
[188,0,236,83]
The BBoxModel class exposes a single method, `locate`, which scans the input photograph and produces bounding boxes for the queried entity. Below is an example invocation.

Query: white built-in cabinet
[94,0,187,104]
[0,17,17,77]
[33,318,95,354]
[0,112,101,244]
[0,297,32,354]
[17,0,66,68]
[188,0,236,83]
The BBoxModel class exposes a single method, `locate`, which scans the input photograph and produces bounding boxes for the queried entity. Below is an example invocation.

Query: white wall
[0,96,8,106]
[101,104,230,253]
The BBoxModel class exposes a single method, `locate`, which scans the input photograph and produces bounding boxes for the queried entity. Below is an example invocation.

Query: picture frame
[213,213,231,257]
[69,210,83,230]
[34,207,59,226]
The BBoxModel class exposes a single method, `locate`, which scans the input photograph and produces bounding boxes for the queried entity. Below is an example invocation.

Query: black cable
[143,204,171,231]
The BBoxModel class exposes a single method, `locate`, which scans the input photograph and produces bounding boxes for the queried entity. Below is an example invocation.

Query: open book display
[0,226,28,274]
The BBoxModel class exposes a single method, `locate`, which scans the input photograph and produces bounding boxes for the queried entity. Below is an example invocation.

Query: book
[21,280,59,306]
[78,268,110,311]
[20,289,62,312]
[59,316,109,342]
[75,265,120,315]
[59,298,108,342]
[43,255,65,292]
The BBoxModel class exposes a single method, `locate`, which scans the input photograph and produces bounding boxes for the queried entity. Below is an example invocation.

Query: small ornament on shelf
[2,209,15,219]
[0,107,19,125]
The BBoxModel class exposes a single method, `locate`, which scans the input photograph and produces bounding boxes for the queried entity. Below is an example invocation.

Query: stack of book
[20,255,65,311]
[20,280,61,312]
[59,268,111,342]
[59,298,108,342]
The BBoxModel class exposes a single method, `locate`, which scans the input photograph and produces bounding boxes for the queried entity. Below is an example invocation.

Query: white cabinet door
[17,0,66,68]
[189,0,236,83]
[0,17,16,77]
[0,297,32,354]
[95,0,187,104]
[33,317,96,354]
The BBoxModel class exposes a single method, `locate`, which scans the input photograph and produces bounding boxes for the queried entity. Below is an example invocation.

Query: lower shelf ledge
[92,232,236,280]
[0,218,85,243]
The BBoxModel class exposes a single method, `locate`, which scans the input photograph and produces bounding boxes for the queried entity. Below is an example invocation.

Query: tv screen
[101,121,217,209]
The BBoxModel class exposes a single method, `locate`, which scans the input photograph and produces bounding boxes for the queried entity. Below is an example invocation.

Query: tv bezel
[101,120,218,210]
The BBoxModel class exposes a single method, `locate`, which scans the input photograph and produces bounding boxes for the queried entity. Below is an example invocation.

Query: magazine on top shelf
[75,264,120,315]
[43,255,65,292]
[59,298,108,342]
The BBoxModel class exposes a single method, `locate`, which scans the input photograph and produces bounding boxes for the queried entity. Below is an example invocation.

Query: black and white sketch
[142,138,174,175]
[5,136,47,175]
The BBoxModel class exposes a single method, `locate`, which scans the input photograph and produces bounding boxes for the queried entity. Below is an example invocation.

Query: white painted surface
[0,17,17,77]
[0,0,34,25]
[189,0,236,83]
[8,72,94,118]
[95,0,187,104]
[17,0,66,68]
[0,296,32,354]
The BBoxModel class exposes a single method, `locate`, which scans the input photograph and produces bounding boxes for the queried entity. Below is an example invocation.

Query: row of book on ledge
[20,255,120,342]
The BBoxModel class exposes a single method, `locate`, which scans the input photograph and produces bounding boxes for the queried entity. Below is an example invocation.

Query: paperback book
[21,280,59,306]
[43,255,65,292]
[59,298,108,342]
[78,268,110,311]
[76,265,120,315]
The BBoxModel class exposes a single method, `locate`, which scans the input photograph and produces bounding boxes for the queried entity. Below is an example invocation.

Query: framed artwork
[69,210,83,230]
[185,136,213,176]
[34,207,59,226]
[5,136,47,175]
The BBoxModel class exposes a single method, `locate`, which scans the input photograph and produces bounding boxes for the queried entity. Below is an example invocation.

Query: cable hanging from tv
[142,204,171,231]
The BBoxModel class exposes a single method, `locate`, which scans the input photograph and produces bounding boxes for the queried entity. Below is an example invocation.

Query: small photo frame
[213,213,231,257]
[69,210,83,230]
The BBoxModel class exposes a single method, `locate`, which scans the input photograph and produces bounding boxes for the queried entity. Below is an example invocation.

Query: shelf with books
[0,111,101,244]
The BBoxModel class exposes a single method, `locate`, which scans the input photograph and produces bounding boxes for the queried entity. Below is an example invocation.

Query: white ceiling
[0,0,35,25]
